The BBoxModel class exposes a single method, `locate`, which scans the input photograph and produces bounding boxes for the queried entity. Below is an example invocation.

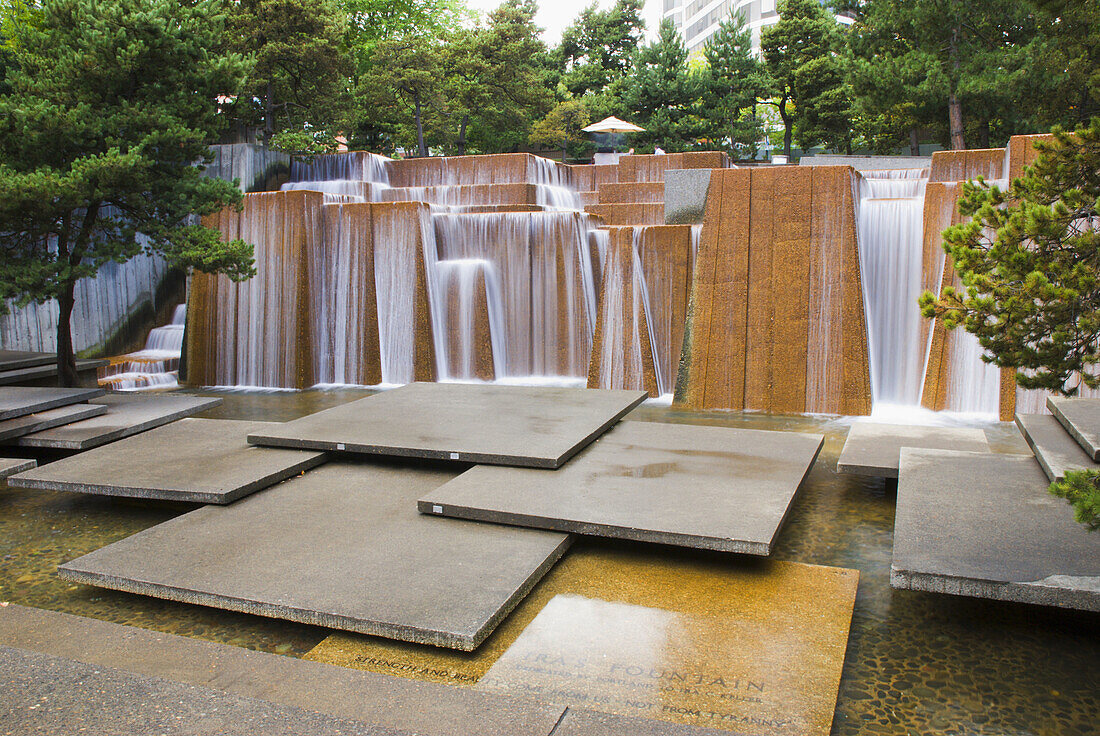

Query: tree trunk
[910,128,920,156]
[457,114,469,157]
[56,279,79,387]
[948,26,965,150]
[415,96,427,158]
[780,97,792,159]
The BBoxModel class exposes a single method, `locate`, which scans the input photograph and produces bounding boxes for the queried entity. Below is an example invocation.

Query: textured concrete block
[420,421,823,555]
[663,169,712,225]
[836,422,989,478]
[0,359,107,387]
[248,383,646,469]
[9,393,222,450]
[799,154,931,171]
[0,386,104,421]
[9,418,326,503]
[0,402,107,441]
[0,457,35,481]
[0,350,55,371]
[893,449,1100,611]
[1048,396,1100,461]
[1016,413,1099,481]
[59,461,572,650]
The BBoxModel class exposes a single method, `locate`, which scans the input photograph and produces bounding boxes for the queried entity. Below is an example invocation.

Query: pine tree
[701,12,768,157]
[622,19,701,153]
[0,0,254,385]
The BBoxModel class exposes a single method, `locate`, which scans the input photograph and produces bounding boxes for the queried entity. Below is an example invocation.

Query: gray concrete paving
[1015,413,1099,481]
[892,449,1100,611]
[836,422,990,478]
[0,646,405,736]
[0,457,35,481]
[0,386,104,421]
[0,604,566,736]
[1048,396,1100,461]
[58,461,572,650]
[9,393,221,450]
[248,382,647,469]
[9,418,327,503]
[0,359,108,386]
[0,350,55,371]
[0,402,108,441]
[419,421,823,555]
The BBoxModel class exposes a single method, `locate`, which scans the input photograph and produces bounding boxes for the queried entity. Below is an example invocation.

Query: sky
[465,0,661,45]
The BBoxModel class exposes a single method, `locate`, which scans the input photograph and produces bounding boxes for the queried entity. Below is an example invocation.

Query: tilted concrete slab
[0,457,35,481]
[0,350,55,371]
[1048,396,1100,461]
[9,418,327,503]
[892,449,1100,611]
[248,383,647,469]
[1016,413,1100,481]
[58,461,572,650]
[0,647,401,736]
[836,422,990,478]
[0,359,107,386]
[0,386,104,421]
[419,421,823,555]
[0,604,566,736]
[8,393,221,450]
[0,402,108,441]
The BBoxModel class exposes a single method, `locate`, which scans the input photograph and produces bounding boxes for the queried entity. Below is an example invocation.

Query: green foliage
[355,36,445,157]
[225,0,353,140]
[0,0,254,383]
[269,128,340,156]
[700,12,768,157]
[760,0,842,158]
[1023,0,1100,130]
[529,99,591,159]
[558,0,644,99]
[1049,470,1100,531]
[919,119,1100,395]
[340,0,469,69]
[622,19,702,153]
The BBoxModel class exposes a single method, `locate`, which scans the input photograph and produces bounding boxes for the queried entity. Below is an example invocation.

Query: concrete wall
[800,155,932,171]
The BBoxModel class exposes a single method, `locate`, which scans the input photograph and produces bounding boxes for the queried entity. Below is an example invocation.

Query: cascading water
[856,168,929,406]
[99,304,186,390]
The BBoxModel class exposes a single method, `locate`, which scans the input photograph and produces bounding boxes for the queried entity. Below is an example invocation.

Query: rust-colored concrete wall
[598,182,664,204]
[618,152,730,183]
[587,227,659,396]
[1007,133,1054,180]
[929,148,1005,182]
[586,203,664,226]
[439,267,495,381]
[674,166,871,414]
[380,183,539,206]
[388,154,537,188]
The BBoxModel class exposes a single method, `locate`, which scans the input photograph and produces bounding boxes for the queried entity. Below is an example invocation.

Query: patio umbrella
[582,116,646,134]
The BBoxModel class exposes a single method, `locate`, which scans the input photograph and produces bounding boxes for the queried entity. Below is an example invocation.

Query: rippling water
[0,387,1095,735]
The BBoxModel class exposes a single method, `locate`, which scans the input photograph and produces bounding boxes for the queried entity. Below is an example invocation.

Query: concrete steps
[1015,412,1100,481]
[585,203,664,226]
[1048,396,1100,461]
[597,182,664,204]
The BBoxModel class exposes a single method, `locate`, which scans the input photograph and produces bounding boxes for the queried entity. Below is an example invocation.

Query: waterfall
[434,259,507,381]
[289,151,390,184]
[856,169,930,407]
[99,304,186,390]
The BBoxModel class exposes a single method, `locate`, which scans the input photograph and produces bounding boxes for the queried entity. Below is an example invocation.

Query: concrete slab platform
[419,421,823,555]
[0,604,567,736]
[0,401,108,441]
[836,422,990,478]
[307,546,858,736]
[8,393,222,450]
[0,386,104,421]
[0,646,401,736]
[0,350,55,371]
[247,382,647,469]
[58,460,572,650]
[0,358,108,386]
[0,457,35,481]
[8,418,327,503]
[1048,396,1100,461]
[1015,413,1099,481]
[893,449,1100,611]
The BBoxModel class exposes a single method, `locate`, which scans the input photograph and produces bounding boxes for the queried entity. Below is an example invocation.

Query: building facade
[660,0,851,56]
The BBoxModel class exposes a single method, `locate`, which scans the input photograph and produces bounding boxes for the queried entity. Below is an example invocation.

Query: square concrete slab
[0,458,35,481]
[8,393,222,450]
[0,402,108,441]
[58,460,572,650]
[0,386,105,421]
[1048,396,1100,461]
[247,383,648,469]
[8,418,327,503]
[836,422,990,478]
[893,449,1100,611]
[0,350,55,371]
[0,359,108,386]
[419,421,823,555]
[306,547,858,736]
[1015,413,1099,481]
